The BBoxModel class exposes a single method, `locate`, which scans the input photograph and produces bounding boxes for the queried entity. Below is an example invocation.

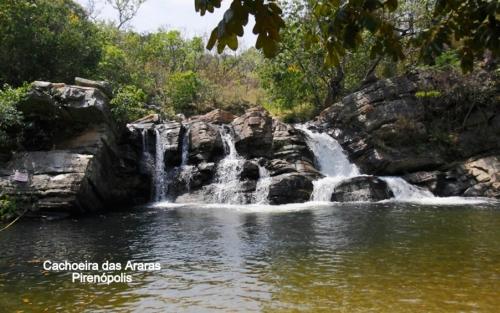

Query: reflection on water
[0,202,499,312]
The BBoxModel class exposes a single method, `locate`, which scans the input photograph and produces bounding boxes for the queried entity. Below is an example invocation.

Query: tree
[0,0,102,86]
[195,0,499,71]
[106,0,146,29]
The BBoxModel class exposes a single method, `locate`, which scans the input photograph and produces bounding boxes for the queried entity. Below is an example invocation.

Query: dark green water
[1,201,499,312]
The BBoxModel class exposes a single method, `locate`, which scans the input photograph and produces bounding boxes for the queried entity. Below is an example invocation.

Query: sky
[76,0,256,48]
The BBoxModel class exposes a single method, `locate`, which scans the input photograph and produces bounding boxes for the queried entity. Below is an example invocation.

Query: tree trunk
[323,66,344,108]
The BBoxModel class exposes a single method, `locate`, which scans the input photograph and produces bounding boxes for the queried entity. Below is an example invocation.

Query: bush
[0,84,28,153]
[110,85,151,124]
[165,71,206,116]
[0,193,17,221]
[0,0,101,86]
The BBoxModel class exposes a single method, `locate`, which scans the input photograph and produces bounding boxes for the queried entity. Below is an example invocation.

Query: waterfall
[298,125,434,202]
[153,128,167,201]
[297,126,360,177]
[178,126,194,191]
[297,125,360,201]
[254,165,272,204]
[380,177,435,200]
[180,127,190,167]
[209,126,246,204]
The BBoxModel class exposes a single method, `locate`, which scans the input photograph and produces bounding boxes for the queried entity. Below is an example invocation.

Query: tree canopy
[0,0,102,86]
[196,0,499,71]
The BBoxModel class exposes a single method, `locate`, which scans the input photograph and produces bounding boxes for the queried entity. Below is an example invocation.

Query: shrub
[110,85,151,124]
[165,71,206,116]
[0,0,101,86]
[0,193,17,221]
[0,84,28,153]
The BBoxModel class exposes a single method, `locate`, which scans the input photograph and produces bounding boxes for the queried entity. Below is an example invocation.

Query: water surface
[1,201,499,312]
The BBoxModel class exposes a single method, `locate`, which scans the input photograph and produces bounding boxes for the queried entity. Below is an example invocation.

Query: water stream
[209,126,246,204]
[298,125,435,202]
[153,128,167,201]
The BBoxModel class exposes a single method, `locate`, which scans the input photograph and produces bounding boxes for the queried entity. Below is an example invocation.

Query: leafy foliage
[196,0,285,57]
[0,0,102,86]
[197,0,499,72]
[109,85,151,123]
[0,193,18,221]
[0,84,28,153]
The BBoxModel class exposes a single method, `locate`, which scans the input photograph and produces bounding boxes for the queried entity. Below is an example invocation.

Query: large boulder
[0,80,149,216]
[232,107,273,158]
[189,109,237,125]
[315,75,443,175]
[155,122,183,166]
[314,70,499,200]
[268,173,315,204]
[331,176,394,202]
[188,121,224,163]
[403,155,500,198]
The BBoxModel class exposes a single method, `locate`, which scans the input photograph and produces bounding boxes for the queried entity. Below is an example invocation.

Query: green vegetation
[0,193,17,221]
[109,85,151,124]
[0,0,496,126]
[197,0,498,72]
[0,84,28,153]
[0,0,101,86]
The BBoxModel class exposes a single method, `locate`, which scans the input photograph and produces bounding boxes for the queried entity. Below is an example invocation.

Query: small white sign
[12,170,29,182]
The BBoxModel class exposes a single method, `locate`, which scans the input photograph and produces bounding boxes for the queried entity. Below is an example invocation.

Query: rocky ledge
[314,70,499,199]
[0,80,149,217]
[128,106,322,205]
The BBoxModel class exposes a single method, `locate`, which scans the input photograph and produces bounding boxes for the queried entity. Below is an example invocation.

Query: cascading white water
[253,165,272,204]
[298,125,434,202]
[209,126,246,204]
[380,177,435,200]
[180,127,190,167]
[297,126,360,177]
[297,125,361,201]
[178,126,194,191]
[154,128,167,201]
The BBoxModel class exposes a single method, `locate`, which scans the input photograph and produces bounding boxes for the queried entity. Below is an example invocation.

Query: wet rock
[240,160,259,180]
[268,173,314,204]
[232,107,273,158]
[331,176,394,202]
[156,122,183,166]
[0,80,149,215]
[188,121,224,163]
[272,120,315,163]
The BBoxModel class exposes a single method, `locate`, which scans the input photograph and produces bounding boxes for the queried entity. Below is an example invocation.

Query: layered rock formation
[314,70,499,198]
[331,176,394,202]
[128,106,322,204]
[0,80,149,216]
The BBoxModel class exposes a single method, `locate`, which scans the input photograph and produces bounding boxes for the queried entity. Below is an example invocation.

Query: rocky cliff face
[128,106,322,205]
[314,70,499,198]
[0,80,149,217]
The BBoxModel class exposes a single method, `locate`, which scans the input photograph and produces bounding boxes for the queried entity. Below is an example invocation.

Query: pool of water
[1,201,499,312]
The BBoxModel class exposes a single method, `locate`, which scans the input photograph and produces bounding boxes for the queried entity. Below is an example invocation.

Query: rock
[272,120,315,163]
[331,176,394,202]
[0,81,149,215]
[188,121,224,163]
[155,122,183,166]
[314,70,499,192]
[268,173,314,204]
[129,114,160,125]
[240,160,259,180]
[190,109,237,124]
[461,156,500,198]
[74,77,113,98]
[21,82,113,126]
[232,107,273,158]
